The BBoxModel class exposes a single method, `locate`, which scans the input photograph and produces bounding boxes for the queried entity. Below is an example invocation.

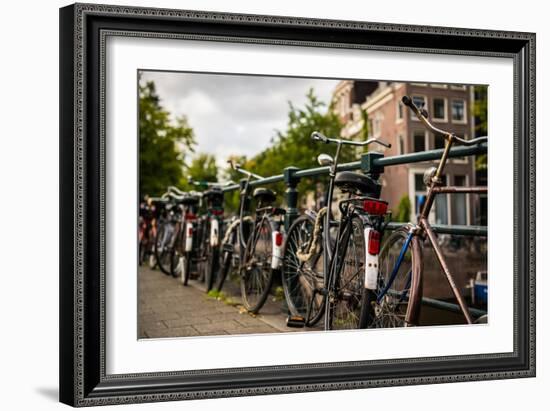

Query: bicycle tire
[216,219,251,292]
[240,218,274,314]
[361,227,423,328]
[204,243,219,293]
[139,241,146,266]
[325,216,370,330]
[154,223,173,275]
[281,214,325,327]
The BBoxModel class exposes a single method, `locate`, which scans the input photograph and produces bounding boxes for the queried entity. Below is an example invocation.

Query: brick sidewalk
[138,266,311,338]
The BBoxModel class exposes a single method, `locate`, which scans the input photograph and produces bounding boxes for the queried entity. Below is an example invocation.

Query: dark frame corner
[60,2,535,407]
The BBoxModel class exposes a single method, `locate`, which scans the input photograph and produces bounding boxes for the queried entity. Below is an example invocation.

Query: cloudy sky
[139,71,340,166]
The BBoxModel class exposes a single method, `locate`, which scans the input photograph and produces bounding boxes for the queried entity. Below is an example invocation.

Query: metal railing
[220,141,488,317]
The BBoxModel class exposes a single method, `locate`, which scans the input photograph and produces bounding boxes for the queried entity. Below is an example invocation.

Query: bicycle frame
[230,164,284,271]
[378,136,488,324]
[313,136,390,329]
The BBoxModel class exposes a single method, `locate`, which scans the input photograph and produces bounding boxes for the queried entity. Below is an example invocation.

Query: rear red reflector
[363,199,388,215]
[187,226,193,236]
[368,230,381,255]
[274,232,283,247]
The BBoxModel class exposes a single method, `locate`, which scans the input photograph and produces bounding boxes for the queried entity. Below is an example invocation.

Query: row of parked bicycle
[139,96,488,331]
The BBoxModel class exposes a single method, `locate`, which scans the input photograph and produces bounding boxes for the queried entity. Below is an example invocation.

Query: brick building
[332,81,481,225]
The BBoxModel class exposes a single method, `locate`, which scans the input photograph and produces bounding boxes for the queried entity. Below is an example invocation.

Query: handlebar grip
[402,95,428,119]
[311,131,329,144]
[402,95,413,108]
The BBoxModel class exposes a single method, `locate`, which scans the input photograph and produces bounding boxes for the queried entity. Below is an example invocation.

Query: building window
[372,118,381,138]
[432,97,447,121]
[413,130,426,152]
[413,172,448,223]
[434,134,446,150]
[434,175,449,225]
[451,175,468,225]
[396,100,404,122]
[411,95,426,120]
[398,135,405,155]
[451,99,466,122]
[414,174,427,215]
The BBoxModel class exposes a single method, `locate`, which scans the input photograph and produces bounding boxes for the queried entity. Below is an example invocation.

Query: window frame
[412,129,429,153]
[451,98,468,124]
[432,96,448,123]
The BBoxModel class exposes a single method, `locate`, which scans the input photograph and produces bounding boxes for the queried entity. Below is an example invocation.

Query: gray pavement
[138,265,314,338]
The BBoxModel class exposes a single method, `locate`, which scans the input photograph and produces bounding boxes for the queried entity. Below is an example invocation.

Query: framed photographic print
[59,2,536,407]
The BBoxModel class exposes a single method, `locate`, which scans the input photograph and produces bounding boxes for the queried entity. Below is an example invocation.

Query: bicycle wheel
[362,227,423,328]
[282,214,325,326]
[205,242,219,293]
[195,219,207,283]
[169,231,182,279]
[216,221,242,292]
[240,218,274,314]
[139,240,146,266]
[326,216,369,330]
[154,222,173,275]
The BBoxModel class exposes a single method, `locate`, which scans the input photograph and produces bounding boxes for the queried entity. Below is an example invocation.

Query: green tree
[227,88,347,203]
[393,195,411,223]
[184,153,218,186]
[473,85,488,171]
[139,80,196,197]
[473,85,488,137]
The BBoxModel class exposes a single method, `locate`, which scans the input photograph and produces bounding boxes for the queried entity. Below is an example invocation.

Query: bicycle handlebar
[454,135,488,146]
[167,186,185,195]
[402,95,487,146]
[188,179,235,188]
[148,196,169,203]
[310,131,391,149]
[227,159,264,180]
[401,96,451,138]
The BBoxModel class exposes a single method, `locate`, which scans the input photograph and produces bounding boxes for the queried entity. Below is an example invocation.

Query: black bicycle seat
[334,171,381,198]
[203,188,224,204]
[252,187,277,204]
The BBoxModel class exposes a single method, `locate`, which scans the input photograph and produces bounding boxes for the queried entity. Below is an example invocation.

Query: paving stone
[138,265,310,338]
[147,326,200,338]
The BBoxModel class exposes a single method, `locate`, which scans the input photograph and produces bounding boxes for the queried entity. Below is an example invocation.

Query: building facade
[332,81,480,225]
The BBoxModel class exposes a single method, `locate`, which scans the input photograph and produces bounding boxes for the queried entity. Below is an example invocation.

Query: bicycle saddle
[203,188,224,205]
[334,171,381,198]
[252,187,277,204]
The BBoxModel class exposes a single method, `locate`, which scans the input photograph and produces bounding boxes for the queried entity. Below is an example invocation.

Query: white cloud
[140,71,340,168]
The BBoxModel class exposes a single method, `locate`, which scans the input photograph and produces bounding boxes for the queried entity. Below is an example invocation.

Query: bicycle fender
[271,231,283,269]
[210,218,219,247]
[185,222,194,252]
[363,227,379,290]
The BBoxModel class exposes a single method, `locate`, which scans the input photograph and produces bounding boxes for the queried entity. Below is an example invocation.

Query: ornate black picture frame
[59,3,535,407]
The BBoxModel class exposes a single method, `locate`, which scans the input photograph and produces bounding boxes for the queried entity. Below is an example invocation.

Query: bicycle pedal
[286,315,306,328]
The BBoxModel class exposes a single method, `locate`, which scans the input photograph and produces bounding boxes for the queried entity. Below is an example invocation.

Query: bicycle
[139,196,164,268]
[153,190,186,276]
[188,180,230,292]
[164,187,201,284]
[362,95,488,328]
[282,132,391,330]
[217,161,285,313]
